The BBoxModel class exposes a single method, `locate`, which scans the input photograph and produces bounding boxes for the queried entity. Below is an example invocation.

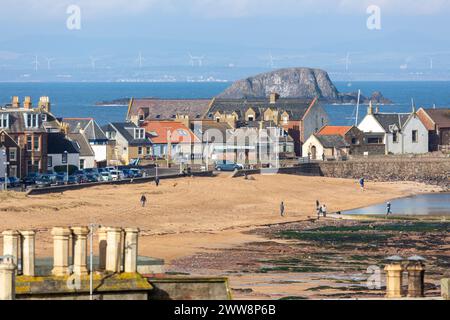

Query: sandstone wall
[317,157,450,187]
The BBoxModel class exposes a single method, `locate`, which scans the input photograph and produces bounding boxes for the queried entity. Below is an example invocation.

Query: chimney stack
[38,96,50,113]
[270,93,279,104]
[12,96,20,108]
[23,97,32,110]
[367,101,374,115]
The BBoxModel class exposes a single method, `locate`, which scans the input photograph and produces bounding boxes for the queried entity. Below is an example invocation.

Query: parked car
[83,168,99,175]
[22,173,41,185]
[100,172,113,182]
[0,177,21,188]
[130,168,143,178]
[35,175,53,188]
[121,169,135,179]
[84,174,100,183]
[214,161,244,172]
[110,170,124,181]
[54,175,66,186]
[66,175,79,185]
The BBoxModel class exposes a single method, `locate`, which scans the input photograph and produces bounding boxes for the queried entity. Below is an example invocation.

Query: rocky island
[217,67,393,104]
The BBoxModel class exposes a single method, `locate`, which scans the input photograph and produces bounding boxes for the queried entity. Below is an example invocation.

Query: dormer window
[24,113,39,128]
[134,128,145,140]
[0,114,9,128]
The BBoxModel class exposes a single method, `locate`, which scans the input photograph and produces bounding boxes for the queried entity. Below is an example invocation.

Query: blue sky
[1,0,450,80]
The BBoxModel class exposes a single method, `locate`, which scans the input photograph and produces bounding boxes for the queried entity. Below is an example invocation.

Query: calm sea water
[343,193,450,216]
[0,81,449,125]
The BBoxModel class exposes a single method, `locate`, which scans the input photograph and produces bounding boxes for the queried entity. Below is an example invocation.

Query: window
[27,136,32,151]
[138,146,143,155]
[27,160,39,174]
[41,114,47,122]
[79,159,85,170]
[368,137,383,144]
[48,156,53,168]
[9,148,17,161]
[9,166,17,178]
[146,147,151,155]
[412,130,418,143]
[351,138,357,145]
[24,113,39,128]
[0,114,9,128]
[248,116,255,121]
[134,128,145,140]
[393,131,399,143]
[34,136,40,151]
[62,153,68,164]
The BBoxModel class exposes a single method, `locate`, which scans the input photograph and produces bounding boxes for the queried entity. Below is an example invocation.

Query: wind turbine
[345,52,351,72]
[89,56,99,70]
[32,55,40,71]
[136,51,146,68]
[45,57,55,70]
[430,57,433,70]
[188,53,205,67]
[266,53,281,69]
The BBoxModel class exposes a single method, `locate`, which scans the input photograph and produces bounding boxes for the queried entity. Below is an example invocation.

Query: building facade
[358,104,428,155]
[102,122,152,165]
[0,96,61,178]
[416,108,450,152]
[0,130,21,178]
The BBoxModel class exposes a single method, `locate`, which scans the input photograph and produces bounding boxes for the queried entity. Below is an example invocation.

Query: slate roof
[68,133,95,157]
[373,113,410,132]
[207,98,316,121]
[191,120,232,140]
[103,122,152,146]
[47,133,79,154]
[315,134,349,148]
[63,118,108,141]
[422,108,450,128]
[0,108,60,133]
[127,99,212,121]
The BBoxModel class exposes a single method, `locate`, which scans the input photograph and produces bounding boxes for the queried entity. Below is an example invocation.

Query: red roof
[141,121,200,144]
[317,126,353,137]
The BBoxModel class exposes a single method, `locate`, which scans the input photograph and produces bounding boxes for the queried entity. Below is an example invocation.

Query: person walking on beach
[321,204,327,218]
[316,200,321,219]
[359,177,365,191]
[140,194,147,207]
[155,176,160,187]
[280,201,285,217]
[386,202,392,217]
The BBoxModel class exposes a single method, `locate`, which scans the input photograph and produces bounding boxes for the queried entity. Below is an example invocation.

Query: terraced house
[102,122,152,165]
[205,94,329,156]
[0,96,61,178]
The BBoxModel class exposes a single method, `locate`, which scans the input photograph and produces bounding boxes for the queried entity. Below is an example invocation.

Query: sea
[0,81,449,125]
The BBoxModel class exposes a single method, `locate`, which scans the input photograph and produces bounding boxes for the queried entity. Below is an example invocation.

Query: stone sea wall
[316,156,450,188]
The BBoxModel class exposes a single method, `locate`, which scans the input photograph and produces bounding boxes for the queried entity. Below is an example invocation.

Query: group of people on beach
[316,200,327,219]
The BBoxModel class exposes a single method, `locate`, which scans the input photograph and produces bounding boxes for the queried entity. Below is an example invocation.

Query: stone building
[358,103,429,155]
[0,131,21,178]
[416,107,450,152]
[206,94,329,156]
[0,96,61,178]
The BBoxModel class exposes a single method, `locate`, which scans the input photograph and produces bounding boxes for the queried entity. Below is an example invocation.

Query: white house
[358,103,428,155]
[47,133,80,173]
[63,118,110,167]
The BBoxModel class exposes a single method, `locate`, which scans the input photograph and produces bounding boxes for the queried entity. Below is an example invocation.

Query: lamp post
[64,151,68,184]
[88,223,101,301]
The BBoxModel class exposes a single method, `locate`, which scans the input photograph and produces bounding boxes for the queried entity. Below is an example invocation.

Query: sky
[1,0,450,81]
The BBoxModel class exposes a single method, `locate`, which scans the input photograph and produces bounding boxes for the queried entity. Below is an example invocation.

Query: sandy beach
[0,174,442,260]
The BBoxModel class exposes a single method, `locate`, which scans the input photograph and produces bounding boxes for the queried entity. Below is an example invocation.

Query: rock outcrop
[218,68,393,104]
[217,68,340,100]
